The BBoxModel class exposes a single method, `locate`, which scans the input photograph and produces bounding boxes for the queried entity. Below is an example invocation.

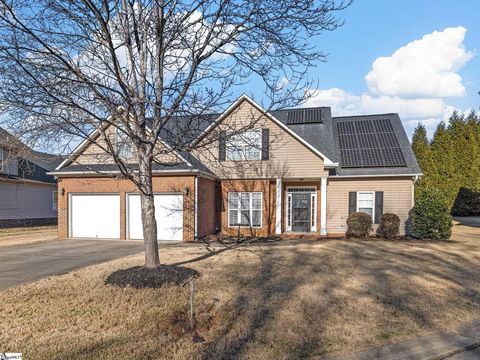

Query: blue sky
[248,0,480,138]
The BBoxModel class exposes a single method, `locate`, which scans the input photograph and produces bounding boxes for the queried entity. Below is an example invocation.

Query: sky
[247,0,480,138]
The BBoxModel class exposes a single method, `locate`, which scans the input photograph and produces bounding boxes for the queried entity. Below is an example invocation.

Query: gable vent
[286,108,322,124]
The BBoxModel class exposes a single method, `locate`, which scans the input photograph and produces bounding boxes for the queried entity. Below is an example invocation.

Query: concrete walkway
[315,319,480,360]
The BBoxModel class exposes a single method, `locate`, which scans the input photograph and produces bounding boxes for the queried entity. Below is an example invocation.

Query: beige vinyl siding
[73,125,180,165]
[327,177,415,235]
[0,180,57,219]
[194,99,329,179]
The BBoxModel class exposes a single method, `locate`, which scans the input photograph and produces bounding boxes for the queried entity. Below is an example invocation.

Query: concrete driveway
[454,216,480,227]
[0,239,144,291]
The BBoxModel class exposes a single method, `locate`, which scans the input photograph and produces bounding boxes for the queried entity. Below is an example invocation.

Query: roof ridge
[272,106,331,111]
[332,113,398,119]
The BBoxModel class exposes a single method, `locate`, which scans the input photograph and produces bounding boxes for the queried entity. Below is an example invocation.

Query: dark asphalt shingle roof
[55,104,421,177]
[1,127,60,183]
[270,107,337,161]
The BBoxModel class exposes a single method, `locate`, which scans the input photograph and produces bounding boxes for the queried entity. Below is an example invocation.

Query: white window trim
[356,191,375,220]
[285,187,318,233]
[228,192,263,228]
[226,129,262,161]
[52,190,58,212]
[310,192,317,232]
[286,193,292,231]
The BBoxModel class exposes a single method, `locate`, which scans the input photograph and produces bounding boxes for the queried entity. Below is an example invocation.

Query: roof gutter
[328,173,423,179]
[47,168,218,180]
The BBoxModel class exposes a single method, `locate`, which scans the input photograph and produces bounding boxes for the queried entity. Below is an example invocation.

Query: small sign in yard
[0,353,22,360]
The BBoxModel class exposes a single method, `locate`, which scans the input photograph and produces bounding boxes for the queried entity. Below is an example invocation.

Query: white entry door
[70,194,120,239]
[127,194,183,241]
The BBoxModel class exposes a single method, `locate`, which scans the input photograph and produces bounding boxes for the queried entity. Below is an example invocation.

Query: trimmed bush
[451,187,480,216]
[376,213,400,239]
[409,188,452,240]
[346,212,372,238]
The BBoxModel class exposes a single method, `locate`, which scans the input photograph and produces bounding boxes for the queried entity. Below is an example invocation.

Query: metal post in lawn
[190,279,195,330]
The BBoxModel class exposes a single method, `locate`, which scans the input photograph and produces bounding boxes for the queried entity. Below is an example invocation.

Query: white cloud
[365,27,473,98]
[305,88,447,120]
[304,27,474,138]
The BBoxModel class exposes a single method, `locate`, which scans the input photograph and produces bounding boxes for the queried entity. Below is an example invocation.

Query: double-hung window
[228,192,262,227]
[357,191,374,218]
[52,191,58,212]
[116,128,133,159]
[226,129,261,161]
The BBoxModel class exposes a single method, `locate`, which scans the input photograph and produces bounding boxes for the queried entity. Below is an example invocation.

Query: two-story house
[0,127,61,227]
[50,95,422,241]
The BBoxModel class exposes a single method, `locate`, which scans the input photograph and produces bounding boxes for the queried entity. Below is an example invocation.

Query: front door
[292,193,311,232]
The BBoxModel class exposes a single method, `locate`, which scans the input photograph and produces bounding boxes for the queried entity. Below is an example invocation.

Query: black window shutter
[375,191,384,224]
[219,131,226,161]
[261,128,269,160]
[348,192,357,215]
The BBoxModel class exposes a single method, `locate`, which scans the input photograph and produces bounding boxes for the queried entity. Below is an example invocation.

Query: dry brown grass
[0,226,57,247]
[0,223,479,359]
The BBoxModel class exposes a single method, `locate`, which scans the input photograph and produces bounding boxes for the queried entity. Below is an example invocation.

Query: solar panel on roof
[286,108,322,124]
[337,118,407,168]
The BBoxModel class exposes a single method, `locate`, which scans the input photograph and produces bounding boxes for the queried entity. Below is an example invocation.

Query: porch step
[280,233,343,241]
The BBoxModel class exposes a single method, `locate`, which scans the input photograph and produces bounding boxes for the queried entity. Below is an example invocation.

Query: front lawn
[0,222,479,359]
[0,225,57,247]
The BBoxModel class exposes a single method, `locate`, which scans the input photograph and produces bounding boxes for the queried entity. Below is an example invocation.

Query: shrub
[409,188,452,240]
[451,187,480,216]
[376,213,400,239]
[346,212,372,238]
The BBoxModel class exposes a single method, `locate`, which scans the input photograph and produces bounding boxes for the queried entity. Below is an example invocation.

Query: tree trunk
[138,151,160,268]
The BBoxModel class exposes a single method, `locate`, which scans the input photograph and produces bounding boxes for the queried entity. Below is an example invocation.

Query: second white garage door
[70,194,120,239]
[127,194,183,241]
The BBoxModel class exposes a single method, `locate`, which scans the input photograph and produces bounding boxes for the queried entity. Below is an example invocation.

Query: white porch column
[275,178,282,234]
[320,176,328,235]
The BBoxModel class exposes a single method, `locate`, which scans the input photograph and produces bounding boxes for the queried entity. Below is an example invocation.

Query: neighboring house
[50,95,421,241]
[0,128,62,227]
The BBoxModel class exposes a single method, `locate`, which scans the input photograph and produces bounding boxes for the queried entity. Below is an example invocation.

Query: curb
[432,339,480,360]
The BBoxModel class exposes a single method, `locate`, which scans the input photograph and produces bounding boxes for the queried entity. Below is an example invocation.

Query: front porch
[218,177,328,238]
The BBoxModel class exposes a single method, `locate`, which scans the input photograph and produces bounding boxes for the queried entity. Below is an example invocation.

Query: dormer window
[116,128,133,159]
[226,129,262,161]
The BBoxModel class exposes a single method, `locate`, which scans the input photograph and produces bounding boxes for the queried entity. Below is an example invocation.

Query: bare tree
[0,0,350,268]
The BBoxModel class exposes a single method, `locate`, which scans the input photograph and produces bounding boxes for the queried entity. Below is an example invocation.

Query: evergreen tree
[412,110,480,211]
[411,123,434,197]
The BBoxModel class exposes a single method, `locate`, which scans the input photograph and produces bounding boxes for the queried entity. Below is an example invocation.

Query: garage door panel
[70,194,120,239]
[128,194,183,241]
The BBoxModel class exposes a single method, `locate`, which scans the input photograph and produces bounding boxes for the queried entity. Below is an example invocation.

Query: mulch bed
[105,265,200,288]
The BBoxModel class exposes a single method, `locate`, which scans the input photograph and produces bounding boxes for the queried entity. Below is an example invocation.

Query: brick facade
[219,179,277,237]
[197,177,219,238]
[57,176,196,242]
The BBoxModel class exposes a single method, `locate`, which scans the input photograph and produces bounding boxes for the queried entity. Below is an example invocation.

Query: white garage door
[127,194,183,241]
[70,194,120,239]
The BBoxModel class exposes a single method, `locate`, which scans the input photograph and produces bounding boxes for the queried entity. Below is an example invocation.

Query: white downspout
[194,176,198,240]
[275,178,282,234]
[320,176,328,235]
